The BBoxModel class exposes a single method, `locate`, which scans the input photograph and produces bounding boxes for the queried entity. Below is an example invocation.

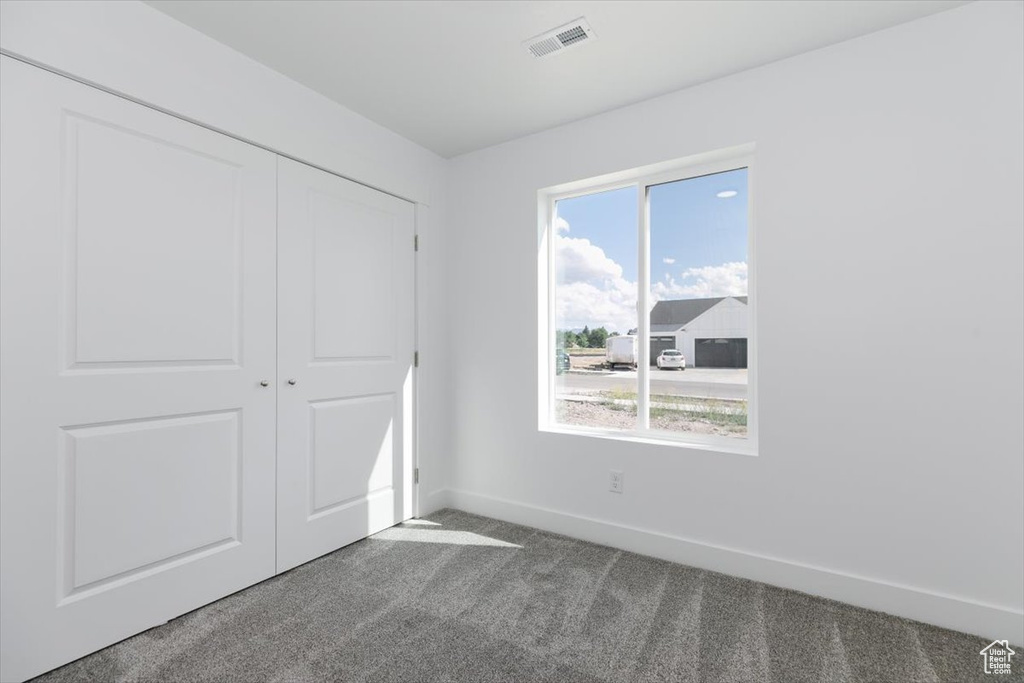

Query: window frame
[538,147,758,456]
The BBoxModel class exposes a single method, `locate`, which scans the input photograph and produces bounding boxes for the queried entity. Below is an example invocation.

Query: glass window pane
[648,168,748,438]
[552,186,638,430]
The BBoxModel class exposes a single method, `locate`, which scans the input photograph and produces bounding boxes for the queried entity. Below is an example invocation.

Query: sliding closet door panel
[277,157,415,573]
[0,57,277,683]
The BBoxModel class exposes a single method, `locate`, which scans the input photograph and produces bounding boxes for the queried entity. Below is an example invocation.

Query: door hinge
[414,234,419,251]
[414,467,420,484]
[414,351,419,367]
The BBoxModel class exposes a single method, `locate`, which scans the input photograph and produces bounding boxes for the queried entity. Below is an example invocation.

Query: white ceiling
[145,0,967,158]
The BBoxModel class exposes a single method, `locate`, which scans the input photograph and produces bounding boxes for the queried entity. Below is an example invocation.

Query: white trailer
[605,335,637,369]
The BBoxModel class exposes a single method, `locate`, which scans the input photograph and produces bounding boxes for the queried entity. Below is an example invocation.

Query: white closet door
[276,157,415,573]
[0,58,278,682]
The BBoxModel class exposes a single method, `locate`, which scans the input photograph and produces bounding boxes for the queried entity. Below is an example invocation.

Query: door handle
[287,379,297,386]
[259,380,270,387]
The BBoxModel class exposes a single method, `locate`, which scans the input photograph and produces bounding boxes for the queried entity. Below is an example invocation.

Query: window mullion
[636,182,650,433]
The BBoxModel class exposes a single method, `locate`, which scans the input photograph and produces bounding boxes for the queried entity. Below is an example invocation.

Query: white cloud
[555,280,637,334]
[652,261,747,301]
[555,234,623,286]
[662,257,675,264]
[552,218,745,331]
[553,220,636,333]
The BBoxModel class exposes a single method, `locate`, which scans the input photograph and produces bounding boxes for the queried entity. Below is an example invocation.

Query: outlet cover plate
[609,470,624,494]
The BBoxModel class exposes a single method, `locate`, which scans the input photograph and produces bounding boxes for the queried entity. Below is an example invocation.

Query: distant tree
[609,331,620,337]
[578,326,591,348]
[587,326,609,349]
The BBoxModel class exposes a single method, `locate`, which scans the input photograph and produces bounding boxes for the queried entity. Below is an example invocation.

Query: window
[551,185,638,429]
[541,150,755,453]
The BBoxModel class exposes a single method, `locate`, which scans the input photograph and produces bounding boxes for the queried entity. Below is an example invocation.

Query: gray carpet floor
[34,509,1022,683]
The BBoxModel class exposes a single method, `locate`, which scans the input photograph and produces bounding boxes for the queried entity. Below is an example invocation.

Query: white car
[656,349,686,370]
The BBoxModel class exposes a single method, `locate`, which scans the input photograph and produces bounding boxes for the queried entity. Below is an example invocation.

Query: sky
[554,167,748,334]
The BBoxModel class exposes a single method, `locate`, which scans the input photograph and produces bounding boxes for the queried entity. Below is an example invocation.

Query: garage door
[650,337,676,365]
[695,338,747,368]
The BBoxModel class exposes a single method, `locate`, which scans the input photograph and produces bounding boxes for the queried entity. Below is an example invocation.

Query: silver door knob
[287,379,297,385]
[260,380,269,387]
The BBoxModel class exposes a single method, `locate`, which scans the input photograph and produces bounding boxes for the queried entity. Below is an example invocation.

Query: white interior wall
[444,0,1024,642]
[0,0,453,512]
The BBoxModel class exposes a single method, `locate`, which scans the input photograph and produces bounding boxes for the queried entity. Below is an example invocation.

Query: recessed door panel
[277,157,415,573]
[310,395,395,515]
[63,410,241,592]
[311,191,395,362]
[0,57,277,682]
[70,115,242,367]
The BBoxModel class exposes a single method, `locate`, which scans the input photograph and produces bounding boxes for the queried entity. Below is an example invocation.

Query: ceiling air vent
[524,18,596,59]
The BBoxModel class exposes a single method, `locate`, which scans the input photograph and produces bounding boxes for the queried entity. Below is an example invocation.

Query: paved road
[556,368,747,400]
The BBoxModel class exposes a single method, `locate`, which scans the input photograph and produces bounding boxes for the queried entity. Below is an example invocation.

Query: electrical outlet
[609,470,624,494]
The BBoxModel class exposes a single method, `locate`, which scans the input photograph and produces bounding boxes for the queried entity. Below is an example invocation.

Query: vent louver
[524,18,596,59]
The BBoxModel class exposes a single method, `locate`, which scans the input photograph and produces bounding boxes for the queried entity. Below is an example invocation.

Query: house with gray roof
[649,296,748,368]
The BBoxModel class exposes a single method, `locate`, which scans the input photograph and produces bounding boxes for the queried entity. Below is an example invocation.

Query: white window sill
[538,423,759,457]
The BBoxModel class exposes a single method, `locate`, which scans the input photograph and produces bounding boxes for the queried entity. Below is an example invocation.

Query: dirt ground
[570,354,616,371]
[555,399,746,437]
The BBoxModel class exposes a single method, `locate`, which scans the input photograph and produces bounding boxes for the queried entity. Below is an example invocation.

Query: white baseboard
[418,488,453,517]
[440,488,1023,644]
